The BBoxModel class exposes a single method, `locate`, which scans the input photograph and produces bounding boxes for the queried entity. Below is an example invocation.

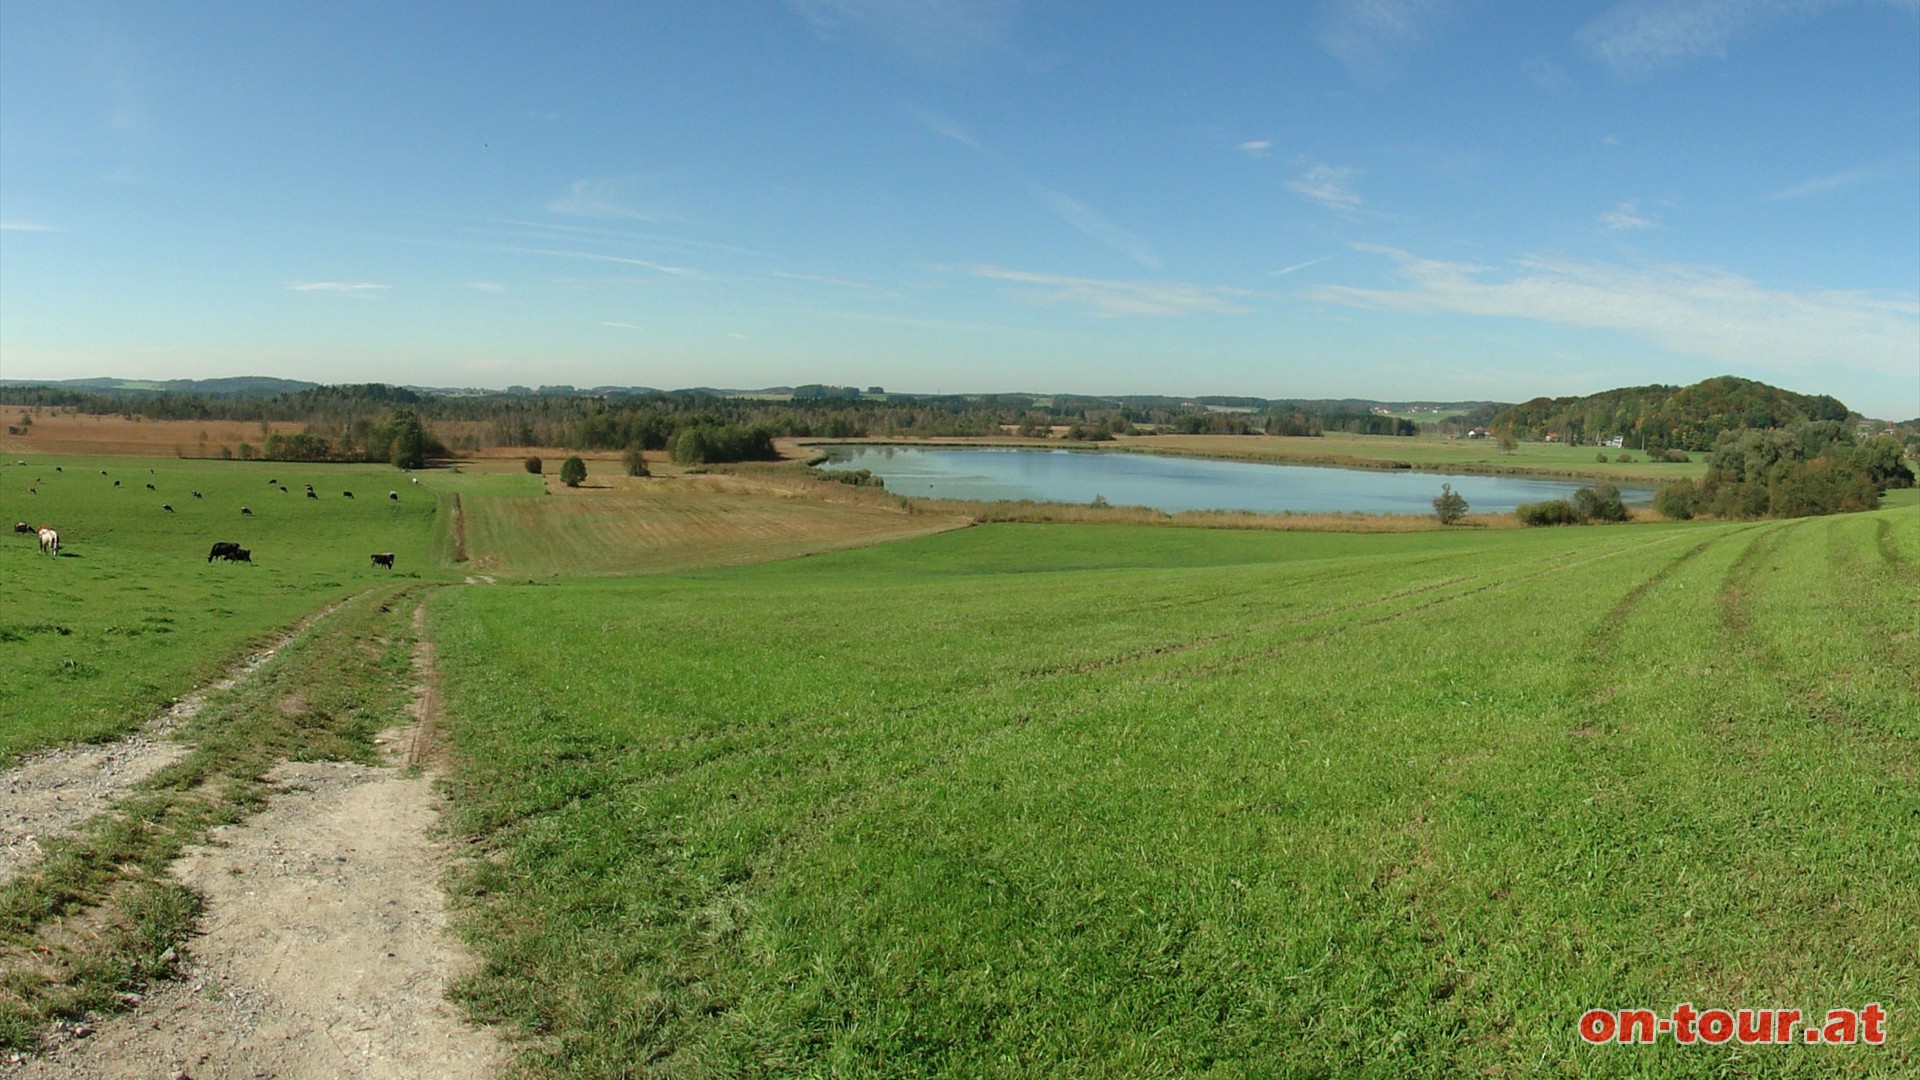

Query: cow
[207,542,245,563]
[38,528,59,555]
[306,490,319,499]
[112,480,121,487]
[162,504,174,512]
[388,491,398,501]
[371,552,395,569]
[14,522,33,534]
[279,486,288,493]
[410,477,419,485]
[269,478,278,485]
[241,506,253,515]
[191,491,202,498]
[342,491,354,499]
[145,483,156,490]
[233,548,251,563]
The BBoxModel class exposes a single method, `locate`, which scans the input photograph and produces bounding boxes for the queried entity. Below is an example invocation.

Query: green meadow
[0,456,443,760]
[430,511,1919,1077]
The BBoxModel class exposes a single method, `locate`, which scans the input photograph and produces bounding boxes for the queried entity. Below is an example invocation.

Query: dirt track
[2,605,504,1079]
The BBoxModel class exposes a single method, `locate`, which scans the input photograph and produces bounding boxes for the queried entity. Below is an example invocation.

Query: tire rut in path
[2,602,505,1080]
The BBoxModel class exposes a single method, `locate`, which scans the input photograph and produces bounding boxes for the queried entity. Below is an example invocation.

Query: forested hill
[0,376,318,396]
[1493,376,1850,451]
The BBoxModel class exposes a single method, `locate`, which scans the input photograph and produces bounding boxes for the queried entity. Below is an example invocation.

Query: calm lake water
[818,445,1653,516]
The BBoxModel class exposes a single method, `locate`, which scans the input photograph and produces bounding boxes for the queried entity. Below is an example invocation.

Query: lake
[817,445,1653,515]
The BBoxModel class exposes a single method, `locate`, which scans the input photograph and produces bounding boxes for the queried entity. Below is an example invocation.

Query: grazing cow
[162,504,175,513]
[232,548,251,563]
[279,486,288,493]
[410,477,419,485]
[113,480,121,487]
[342,491,354,499]
[54,466,62,472]
[306,490,319,499]
[389,490,398,501]
[101,470,108,476]
[371,552,395,569]
[269,478,278,485]
[241,506,253,515]
[37,528,58,556]
[207,541,242,562]
[14,522,33,534]
[191,491,202,498]
[27,488,34,495]
[145,482,156,490]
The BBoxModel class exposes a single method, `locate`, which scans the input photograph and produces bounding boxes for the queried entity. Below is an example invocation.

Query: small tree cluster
[622,445,649,477]
[1516,483,1629,526]
[524,456,543,474]
[1432,483,1469,525]
[669,423,777,465]
[559,456,587,488]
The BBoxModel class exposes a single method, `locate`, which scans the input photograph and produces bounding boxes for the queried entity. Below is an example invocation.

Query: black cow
[112,480,120,487]
[232,548,251,563]
[145,483,155,490]
[162,504,174,512]
[371,552,395,569]
[279,486,288,493]
[13,522,32,534]
[342,491,354,499]
[241,506,253,515]
[306,490,319,499]
[191,491,202,498]
[207,542,242,563]
[388,491,398,501]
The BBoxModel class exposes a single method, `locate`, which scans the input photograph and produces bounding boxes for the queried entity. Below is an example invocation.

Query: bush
[524,456,543,475]
[1654,480,1699,520]
[1516,499,1579,526]
[1661,449,1691,463]
[822,468,884,488]
[560,456,586,488]
[622,445,649,478]
[1432,483,1468,525]
[1595,452,1608,463]
[1614,452,1635,463]
[1571,483,1630,523]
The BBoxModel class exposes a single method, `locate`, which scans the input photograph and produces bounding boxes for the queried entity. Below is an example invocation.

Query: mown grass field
[1110,432,1712,484]
[429,509,1919,1076]
[0,456,442,760]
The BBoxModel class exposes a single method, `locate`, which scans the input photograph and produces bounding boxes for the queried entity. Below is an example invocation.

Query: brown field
[457,467,971,577]
[0,408,314,458]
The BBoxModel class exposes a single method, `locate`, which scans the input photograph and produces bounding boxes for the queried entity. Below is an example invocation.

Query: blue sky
[2,1,1917,416]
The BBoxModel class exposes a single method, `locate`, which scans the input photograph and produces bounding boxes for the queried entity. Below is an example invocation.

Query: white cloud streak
[1760,168,1875,201]
[1273,256,1337,276]
[1599,200,1659,230]
[1237,139,1273,158]
[960,265,1251,317]
[548,176,673,222]
[786,0,1023,62]
[286,281,389,293]
[1317,0,1462,81]
[0,221,58,232]
[1316,244,1920,380]
[1580,0,1919,73]
[1287,162,1364,212]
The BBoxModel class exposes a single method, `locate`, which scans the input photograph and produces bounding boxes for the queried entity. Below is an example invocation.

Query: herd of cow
[13,465,412,571]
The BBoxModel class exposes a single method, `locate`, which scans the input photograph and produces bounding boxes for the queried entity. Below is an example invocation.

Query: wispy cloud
[286,281,389,293]
[603,321,646,330]
[1273,256,1337,276]
[1599,199,1659,230]
[1317,0,1463,82]
[1522,55,1575,94]
[1761,167,1874,201]
[773,270,897,295]
[466,282,507,293]
[1237,139,1274,158]
[1316,244,1920,380]
[505,247,708,278]
[959,265,1251,317]
[786,0,1023,63]
[0,221,58,232]
[548,176,674,222]
[1579,0,1918,73]
[1028,185,1159,268]
[912,105,1159,266]
[1287,162,1364,213]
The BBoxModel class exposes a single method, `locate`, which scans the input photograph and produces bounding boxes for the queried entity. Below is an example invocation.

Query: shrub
[560,456,586,488]
[1614,452,1635,463]
[1595,452,1608,463]
[622,445,649,478]
[822,468,883,488]
[1654,480,1699,520]
[524,456,543,475]
[1661,449,1691,463]
[1516,499,1579,526]
[1571,483,1630,523]
[1432,483,1469,525]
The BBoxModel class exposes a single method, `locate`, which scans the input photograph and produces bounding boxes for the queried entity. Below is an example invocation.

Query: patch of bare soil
[3,606,505,1079]
[0,609,333,887]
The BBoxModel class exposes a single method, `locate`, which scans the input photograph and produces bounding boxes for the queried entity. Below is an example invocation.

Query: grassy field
[0,456,442,761]
[429,509,1919,1077]
[1107,433,1708,483]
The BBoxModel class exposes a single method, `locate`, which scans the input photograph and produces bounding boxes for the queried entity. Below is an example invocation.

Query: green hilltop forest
[1493,375,1851,452]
